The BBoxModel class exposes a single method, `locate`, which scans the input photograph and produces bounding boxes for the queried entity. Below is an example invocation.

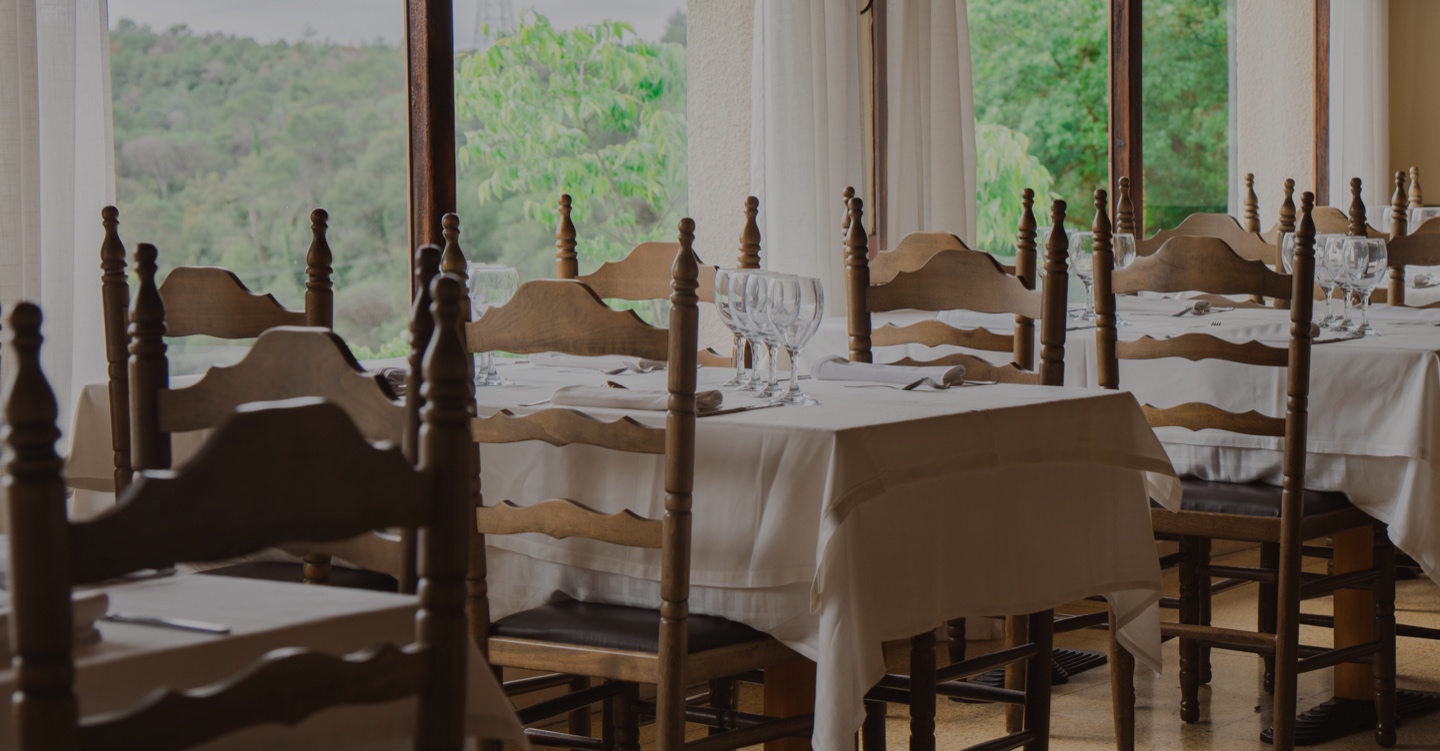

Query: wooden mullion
[872,0,888,251]
[1109,0,1143,237]
[1314,0,1330,205]
[406,0,456,293]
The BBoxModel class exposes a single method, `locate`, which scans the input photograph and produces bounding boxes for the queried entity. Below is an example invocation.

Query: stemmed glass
[740,272,784,397]
[466,263,520,386]
[1112,233,1137,326]
[1312,235,1343,328]
[766,275,825,405]
[1323,236,1356,332]
[1069,232,1097,321]
[1343,237,1387,337]
[1410,206,1440,232]
[714,270,748,388]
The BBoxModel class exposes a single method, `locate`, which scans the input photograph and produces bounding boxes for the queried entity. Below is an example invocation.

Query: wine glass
[1344,237,1387,337]
[767,275,824,405]
[1313,235,1343,328]
[714,270,748,388]
[1322,236,1355,332]
[729,271,769,391]
[1112,233,1137,326]
[742,272,784,397]
[467,263,520,385]
[1410,206,1440,232]
[1069,232,1097,321]
[1033,227,1075,280]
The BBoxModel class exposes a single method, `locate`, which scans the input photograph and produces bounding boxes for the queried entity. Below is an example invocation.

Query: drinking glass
[1069,232,1097,321]
[1322,236,1355,331]
[1344,237,1387,336]
[1410,206,1440,232]
[742,272,784,397]
[730,271,770,392]
[1279,232,1298,274]
[767,275,825,405]
[1112,233,1137,326]
[1313,235,1343,328]
[714,270,748,388]
[466,263,520,386]
[1033,227,1076,280]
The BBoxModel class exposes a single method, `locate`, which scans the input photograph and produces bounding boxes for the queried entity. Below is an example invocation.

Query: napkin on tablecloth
[550,385,723,412]
[377,367,409,397]
[809,356,966,386]
[530,352,665,373]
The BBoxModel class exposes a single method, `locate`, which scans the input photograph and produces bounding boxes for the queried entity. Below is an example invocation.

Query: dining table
[0,563,526,750]
[64,358,1181,751]
[804,293,1440,743]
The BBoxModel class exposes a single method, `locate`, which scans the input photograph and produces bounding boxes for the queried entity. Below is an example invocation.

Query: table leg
[764,657,816,751]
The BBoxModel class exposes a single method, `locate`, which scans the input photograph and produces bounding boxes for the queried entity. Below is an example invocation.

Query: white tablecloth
[0,574,524,750]
[67,361,1178,751]
[806,297,1440,585]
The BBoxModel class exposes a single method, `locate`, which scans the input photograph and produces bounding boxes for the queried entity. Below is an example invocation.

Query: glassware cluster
[1067,231,1136,322]
[714,270,825,405]
[1281,232,1386,336]
[466,263,520,385]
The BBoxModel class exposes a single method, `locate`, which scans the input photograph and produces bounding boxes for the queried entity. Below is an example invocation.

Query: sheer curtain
[750,0,976,312]
[1329,0,1389,211]
[885,0,977,245]
[749,0,866,313]
[0,0,114,446]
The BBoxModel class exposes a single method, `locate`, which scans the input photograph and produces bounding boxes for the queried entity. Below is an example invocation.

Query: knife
[699,403,783,417]
[105,613,231,634]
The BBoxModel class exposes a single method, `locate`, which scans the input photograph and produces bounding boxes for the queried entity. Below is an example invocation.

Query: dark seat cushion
[1170,478,1354,518]
[198,561,399,593]
[491,598,768,653]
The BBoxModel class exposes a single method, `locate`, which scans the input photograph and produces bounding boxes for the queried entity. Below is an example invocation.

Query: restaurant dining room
[6,0,1440,749]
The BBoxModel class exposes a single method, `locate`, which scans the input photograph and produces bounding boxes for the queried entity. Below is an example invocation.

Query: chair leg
[1271,529,1304,751]
[1004,614,1030,734]
[946,617,967,663]
[1108,608,1135,751]
[613,683,640,751]
[569,676,593,740]
[1258,541,1280,694]
[862,699,887,751]
[1022,609,1054,751]
[909,630,937,751]
[1197,537,1213,686]
[707,678,736,737]
[1373,525,1397,748]
[1178,536,1202,723]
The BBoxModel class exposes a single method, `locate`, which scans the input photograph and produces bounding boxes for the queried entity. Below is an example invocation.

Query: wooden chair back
[843,188,1068,385]
[1095,197,1314,449]
[126,241,421,590]
[1135,213,1274,263]
[553,194,733,304]
[99,207,333,492]
[1263,179,1384,240]
[2,279,472,751]
[467,220,701,740]
[1384,169,1440,308]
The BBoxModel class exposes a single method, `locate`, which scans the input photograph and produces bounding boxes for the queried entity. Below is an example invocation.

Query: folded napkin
[530,352,665,373]
[810,356,966,386]
[0,590,108,658]
[378,367,409,397]
[550,385,723,412]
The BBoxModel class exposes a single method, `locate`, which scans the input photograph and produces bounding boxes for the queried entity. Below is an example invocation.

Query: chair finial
[1392,171,1410,239]
[739,197,762,270]
[673,217,700,309]
[841,186,856,234]
[843,196,871,363]
[1243,174,1260,233]
[1410,166,1423,210]
[1115,177,1135,235]
[555,194,577,279]
[441,213,465,275]
[1347,177,1367,236]
[305,208,333,328]
[1278,179,1297,235]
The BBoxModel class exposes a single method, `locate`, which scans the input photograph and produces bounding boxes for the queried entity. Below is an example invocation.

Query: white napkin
[810,356,966,386]
[529,352,665,373]
[0,590,108,657]
[551,386,724,412]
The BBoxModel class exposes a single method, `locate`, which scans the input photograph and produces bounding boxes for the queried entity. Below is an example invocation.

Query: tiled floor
[679,546,1440,749]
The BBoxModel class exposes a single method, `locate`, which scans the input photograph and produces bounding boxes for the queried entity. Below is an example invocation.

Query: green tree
[975,124,1057,256]
[454,13,688,269]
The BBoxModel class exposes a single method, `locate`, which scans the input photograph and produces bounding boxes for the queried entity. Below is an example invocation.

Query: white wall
[1235,0,1315,225]
[687,0,754,348]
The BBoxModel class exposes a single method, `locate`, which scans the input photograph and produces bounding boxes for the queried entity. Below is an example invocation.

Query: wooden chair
[125,240,423,593]
[466,219,805,751]
[1,278,474,750]
[1262,178,1386,242]
[844,193,1070,751]
[1384,170,1440,308]
[1094,194,1397,750]
[99,205,333,495]
[843,188,1067,386]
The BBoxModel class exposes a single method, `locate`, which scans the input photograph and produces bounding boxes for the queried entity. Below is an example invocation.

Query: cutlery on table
[104,613,231,634]
[698,403,783,417]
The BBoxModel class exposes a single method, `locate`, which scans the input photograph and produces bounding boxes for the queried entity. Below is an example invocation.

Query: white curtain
[750,0,867,313]
[0,0,114,445]
[750,0,976,312]
[885,0,977,245]
[1329,0,1389,212]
